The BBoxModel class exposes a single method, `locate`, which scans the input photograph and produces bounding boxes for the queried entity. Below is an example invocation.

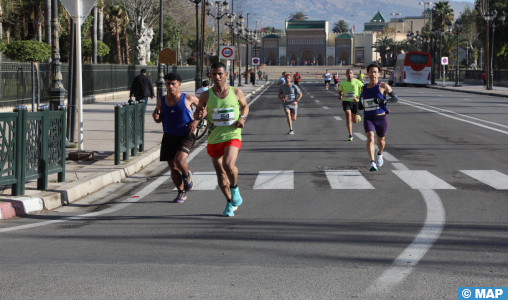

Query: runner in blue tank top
[362,64,398,171]
[152,73,200,203]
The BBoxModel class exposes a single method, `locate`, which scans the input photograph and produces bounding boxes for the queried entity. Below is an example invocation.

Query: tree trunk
[92,7,97,64]
[98,6,103,63]
[129,18,154,66]
[36,5,43,42]
[124,30,130,65]
[115,21,122,64]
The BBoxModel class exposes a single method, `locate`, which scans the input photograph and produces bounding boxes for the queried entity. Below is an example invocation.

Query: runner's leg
[168,160,183,191]
[366,131,376,162]
[345,110,352,136]
[212,156,231,201]
[222,146,240,187]
[173,151,190,177]
[377,136,385,154]
[285,109,293,130]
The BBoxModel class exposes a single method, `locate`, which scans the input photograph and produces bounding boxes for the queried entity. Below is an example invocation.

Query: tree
[263,26,283,34]
[332,20,349,33]
[82,39,110,61]
[288,12,308,21]
[457,5,480,65]
[118,0,159,65]
[106,5,125,65]
[4,40,51,61]
[433,0,455,30]
[475,0,508,69]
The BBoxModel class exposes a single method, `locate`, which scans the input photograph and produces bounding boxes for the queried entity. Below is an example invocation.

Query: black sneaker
[183,171,193,192]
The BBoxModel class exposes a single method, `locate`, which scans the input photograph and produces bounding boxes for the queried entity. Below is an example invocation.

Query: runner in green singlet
[194,62,249,217]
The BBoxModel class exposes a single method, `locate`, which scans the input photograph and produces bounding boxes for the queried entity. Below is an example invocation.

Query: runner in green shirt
[357,70,365,83]
[338,69,363,141]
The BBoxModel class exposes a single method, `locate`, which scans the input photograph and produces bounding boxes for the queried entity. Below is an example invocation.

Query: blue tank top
[362,82,389,117]
[161,93,193,136]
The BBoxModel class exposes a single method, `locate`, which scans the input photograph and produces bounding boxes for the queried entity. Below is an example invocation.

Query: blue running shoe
[369,161,378,172]
[183,171,193,192]
[223,202,235,217]
[230,187,243,207]
[173,191,187,203]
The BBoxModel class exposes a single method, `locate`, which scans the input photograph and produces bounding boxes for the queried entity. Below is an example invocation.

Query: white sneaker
[288,130,294,135]
[376,153,384,167]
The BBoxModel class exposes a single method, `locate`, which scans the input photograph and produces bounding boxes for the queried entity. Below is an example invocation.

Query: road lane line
[334,116,342,121]
[173,172,217,190]
[253,171,294,189]
[399,98,508,134]
[380,152,398,162]
[354,133,367,141]
[497,104,508,107]
[310,96,314,98]
[315,100,320,103]
[392,170,455,189]
[325,170,375,189]
[367,162,446,295]
[322,106,329,109]
[460,170,508,190]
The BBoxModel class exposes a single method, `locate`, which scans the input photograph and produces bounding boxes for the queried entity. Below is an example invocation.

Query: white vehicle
[393,51,431,86]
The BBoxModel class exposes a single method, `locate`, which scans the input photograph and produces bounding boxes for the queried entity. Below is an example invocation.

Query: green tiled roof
[287,21,326,29]
[370,11,387,22]
[262,34,281,39]
[335,33,352,39]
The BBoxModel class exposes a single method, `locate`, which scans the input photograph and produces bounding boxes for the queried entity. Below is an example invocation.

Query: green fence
[114,100,145,165]
[447,70,508,82]
[0,63,198,108]
[0,105,66,195]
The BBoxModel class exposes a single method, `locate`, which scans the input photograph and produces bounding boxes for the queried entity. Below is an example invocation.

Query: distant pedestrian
[482,71,487,88]
[130,69,155,114]
[258,69,263,81]
[250,70,256,86]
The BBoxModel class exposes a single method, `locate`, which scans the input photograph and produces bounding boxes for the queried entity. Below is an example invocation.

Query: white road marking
[315,100,320,103]
[436,95,443,97]
[354,133,367,141]
[460,170,508,190]
[367,162,445,295]
[392,170,455,189]
[497,104,508,107]
[310,96,314,98]
[399,98,508,134]
[380,152,398,162]
[248,83,274,106]
[173,172,217,190]
[325,170,375,189]
[334,116,343,120]
[253,171,294,189]
[463,99,471,101]
[322,106,329,109]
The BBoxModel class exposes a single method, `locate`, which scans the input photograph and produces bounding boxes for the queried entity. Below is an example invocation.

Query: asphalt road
[1,81,507,299]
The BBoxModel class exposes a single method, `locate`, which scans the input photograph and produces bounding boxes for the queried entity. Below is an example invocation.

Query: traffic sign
[219,46,235,60]
[60,0,97,25]
[252,57,260,66]
[441,57,448,65]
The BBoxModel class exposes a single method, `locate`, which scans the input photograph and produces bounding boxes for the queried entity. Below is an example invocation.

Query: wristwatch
[241,116,247,121]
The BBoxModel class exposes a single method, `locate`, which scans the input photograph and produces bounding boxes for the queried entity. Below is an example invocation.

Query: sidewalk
[427,81,508,98]
[0,80,271,220]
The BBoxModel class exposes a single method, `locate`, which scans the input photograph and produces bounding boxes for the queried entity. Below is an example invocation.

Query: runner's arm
[186,94,201,132]
[278,87,285,101]
[233,88,249,128]
[153,97,162,123]
[193,92,209,121]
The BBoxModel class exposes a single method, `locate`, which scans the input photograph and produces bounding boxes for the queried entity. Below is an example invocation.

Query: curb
[0,81,271,221]
[427,85,508,98]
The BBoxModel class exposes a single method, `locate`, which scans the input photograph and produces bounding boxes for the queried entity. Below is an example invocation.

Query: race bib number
[364,99,379,111]
[285,94,296,101]
[345,92,356,101]
[212,107,236,126]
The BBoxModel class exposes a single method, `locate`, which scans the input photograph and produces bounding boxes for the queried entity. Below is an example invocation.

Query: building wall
[286,30,327,65]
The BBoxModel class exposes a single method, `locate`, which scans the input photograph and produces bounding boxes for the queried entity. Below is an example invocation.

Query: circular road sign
[252,58,260,65]
[441,57,448,65]
[221,47,234,59]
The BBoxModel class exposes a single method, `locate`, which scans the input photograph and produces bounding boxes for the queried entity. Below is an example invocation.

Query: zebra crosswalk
[175,170,508,191]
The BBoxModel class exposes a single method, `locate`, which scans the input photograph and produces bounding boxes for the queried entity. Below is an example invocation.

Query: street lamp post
[419,2,432,29]
[430,28,437,84]
[237,14,245,87]
[390,12,401,54]
[224,2,236,86]
[244,13,250,85]
[157,0,164,100]
[452,20,463,87]
[206,0,230,57]
[190,0,202,92]
[482,10,506,90]
[48,0,65,111]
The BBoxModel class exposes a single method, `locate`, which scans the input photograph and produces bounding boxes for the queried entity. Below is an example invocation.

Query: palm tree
[332,20,349,33]
[289,12,308,21]
[121,14,130,65]
[441,33,456,57]
[434,1,455,29]
[106,5,125,65]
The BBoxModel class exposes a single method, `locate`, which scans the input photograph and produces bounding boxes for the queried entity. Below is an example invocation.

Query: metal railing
[0,63,198,108]
[0,105,66,195]
[114,100,145,165]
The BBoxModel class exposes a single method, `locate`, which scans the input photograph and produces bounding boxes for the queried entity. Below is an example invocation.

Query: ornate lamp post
[452,20,463,87]
[419,2,432,29]
[244,29,252,84]
[237,14,245,87]
[48,0,65,111]
[206,0,230,56]
[189,0,202,92]
[157,0,164,100]
[482,10,506,90]
[225,10,237,85]
[430,27,436,84]
[390,12,401,54]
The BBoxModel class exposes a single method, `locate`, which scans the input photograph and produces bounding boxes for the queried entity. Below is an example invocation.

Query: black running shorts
[160,132,196,161]
[342,101,359,115]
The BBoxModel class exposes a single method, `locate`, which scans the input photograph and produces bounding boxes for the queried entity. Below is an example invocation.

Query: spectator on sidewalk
[250,70,256,86]
[130,69,155,113]
[482,71,487,88]
[258,69,263,81]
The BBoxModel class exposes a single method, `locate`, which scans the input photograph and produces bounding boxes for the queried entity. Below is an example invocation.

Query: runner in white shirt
[322,70,331,91]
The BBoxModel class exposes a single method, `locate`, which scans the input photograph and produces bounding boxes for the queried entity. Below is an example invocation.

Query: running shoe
[347,136,353,141]
[376,153,384,167]
[288,130,294,135]
[230,187,243,207]
[183,171,193,192]
[173,191,187,203]
[223,202,235,217]
[369,162,378,172]
[358,115,362,122]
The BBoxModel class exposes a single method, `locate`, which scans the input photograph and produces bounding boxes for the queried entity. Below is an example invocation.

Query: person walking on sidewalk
[258,69,263,81]
[250,70,256,86]
[194,62,249,217]
[278,73,303,135]
[130,69,155,114]
[152,73,199,203]
[482,71,487,88]
[338,69,363,141]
